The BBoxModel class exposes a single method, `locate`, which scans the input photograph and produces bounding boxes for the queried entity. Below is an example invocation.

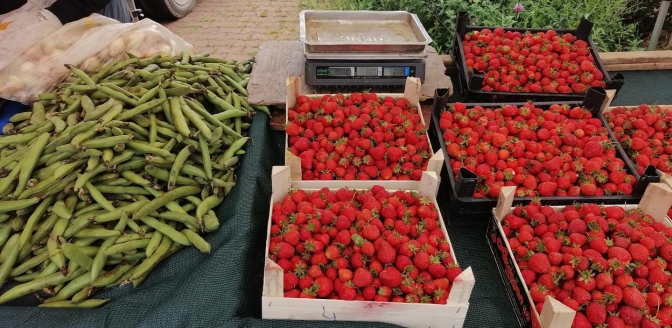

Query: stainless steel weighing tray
[300,10,432,53]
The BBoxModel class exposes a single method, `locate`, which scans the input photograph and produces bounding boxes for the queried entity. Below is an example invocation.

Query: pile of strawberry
[439,102,636,197]
[461,27,606,94]
[286,93,431,181]
[603,104,672,176]
[503,201,672,327]
[268,186,463,303]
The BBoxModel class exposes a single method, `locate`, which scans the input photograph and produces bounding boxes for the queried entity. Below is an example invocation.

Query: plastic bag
[0,14,117,102]
[0,0,57,21]
[76,18,193,74]
[0,16,193,104]
[0,9,62,72]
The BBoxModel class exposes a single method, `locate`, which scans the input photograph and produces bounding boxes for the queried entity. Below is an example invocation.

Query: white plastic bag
[0,9,62,72]
[77,18,194,74]
[0,16,193,104]
[0,14,118,102]
[0,0,57,21]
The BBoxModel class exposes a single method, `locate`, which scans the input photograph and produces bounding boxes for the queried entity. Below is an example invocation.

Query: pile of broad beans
[0,53,268,308]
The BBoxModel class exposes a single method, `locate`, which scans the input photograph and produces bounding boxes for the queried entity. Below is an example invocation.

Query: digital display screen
[383,67,408,77]
[356,67,380,77]
[328,67,353,77]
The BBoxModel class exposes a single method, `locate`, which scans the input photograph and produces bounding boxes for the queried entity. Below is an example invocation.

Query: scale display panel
[306,60,425,86]
[317,66,412,79]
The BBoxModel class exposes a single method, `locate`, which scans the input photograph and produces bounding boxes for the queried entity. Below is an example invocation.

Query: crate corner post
[539,295,576,328]
[638,183,672,223]
[263,257,284,298]
[403,77,422,106]
[271,166,291,203]
[427,150,444,179]
[446,266,475,305]
[419,171,440,199]
[284,150,303,182]
[494,186,516,222]
[286,77,301,109]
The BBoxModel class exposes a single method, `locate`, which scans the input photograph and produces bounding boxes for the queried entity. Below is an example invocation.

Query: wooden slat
[606,62,672,71]
[599,51,672,65]
[248,42,305,106]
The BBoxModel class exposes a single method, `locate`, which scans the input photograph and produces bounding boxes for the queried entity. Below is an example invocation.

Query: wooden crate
[284,76,444,189]
[489,184,672,328]
[262,166,475,328]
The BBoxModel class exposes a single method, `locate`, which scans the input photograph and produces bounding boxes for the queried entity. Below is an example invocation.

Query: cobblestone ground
[163,0,302,61]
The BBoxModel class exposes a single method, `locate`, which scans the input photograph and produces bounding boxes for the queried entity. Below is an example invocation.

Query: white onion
[125,32,145,49]
[18,61,35,74]
[108,38,126,57]
[23,45,43,61]
[81,56,102,73]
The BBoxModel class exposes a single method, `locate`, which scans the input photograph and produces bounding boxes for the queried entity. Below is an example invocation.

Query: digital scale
[300,10,431,87]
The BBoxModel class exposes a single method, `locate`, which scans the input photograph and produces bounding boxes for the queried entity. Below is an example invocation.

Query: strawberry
[585,301,607,324]
[413,251,430,270]
[379,266,403,287]
[376,241,396,265]
[314,277,333,298]
[623,287,647,309]
[572,312,593,328]
[619,305,643,326]
[273,242,295,259]
[537,182,557,197]
[353,267,373,288]
[528,253,551,274]
[629,243,650,263]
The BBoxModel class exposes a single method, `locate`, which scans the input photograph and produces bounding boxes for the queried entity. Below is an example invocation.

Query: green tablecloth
[1,69,670,328]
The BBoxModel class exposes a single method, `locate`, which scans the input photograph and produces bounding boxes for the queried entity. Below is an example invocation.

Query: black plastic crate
[430,87,660,226]
[598,106,665,181]
[451,12,625,103]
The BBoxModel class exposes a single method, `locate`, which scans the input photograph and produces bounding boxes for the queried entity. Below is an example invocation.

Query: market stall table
[0,60,670,328]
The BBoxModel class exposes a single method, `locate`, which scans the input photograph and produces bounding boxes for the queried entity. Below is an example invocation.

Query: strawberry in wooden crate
[503,200,672,326]
[286,92,431,181]
[268,185,461,302]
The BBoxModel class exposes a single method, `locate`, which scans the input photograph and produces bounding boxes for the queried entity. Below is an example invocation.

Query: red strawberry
[572,312,593,328]
[528,253,551,274]
[273,242,295,259]
[585,301,607,324]
[314,276,333,298]
[376,242,396,265]
[623,287,647,309]
[379,266,403,287]
[353,267,373,288]
[619,305,643,326]
[413,251,430,270]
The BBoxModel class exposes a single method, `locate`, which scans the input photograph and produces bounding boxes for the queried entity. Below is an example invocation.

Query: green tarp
[1,69,670,328]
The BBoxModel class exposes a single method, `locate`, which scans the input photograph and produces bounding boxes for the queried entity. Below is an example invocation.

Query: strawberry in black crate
[428,87,660,226]
[451,12,625,103]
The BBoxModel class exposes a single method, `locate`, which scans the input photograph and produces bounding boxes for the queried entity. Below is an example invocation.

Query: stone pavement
[163,0,302,61]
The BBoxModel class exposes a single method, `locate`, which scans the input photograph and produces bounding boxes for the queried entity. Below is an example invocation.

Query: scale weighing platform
[300,10,431,87]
